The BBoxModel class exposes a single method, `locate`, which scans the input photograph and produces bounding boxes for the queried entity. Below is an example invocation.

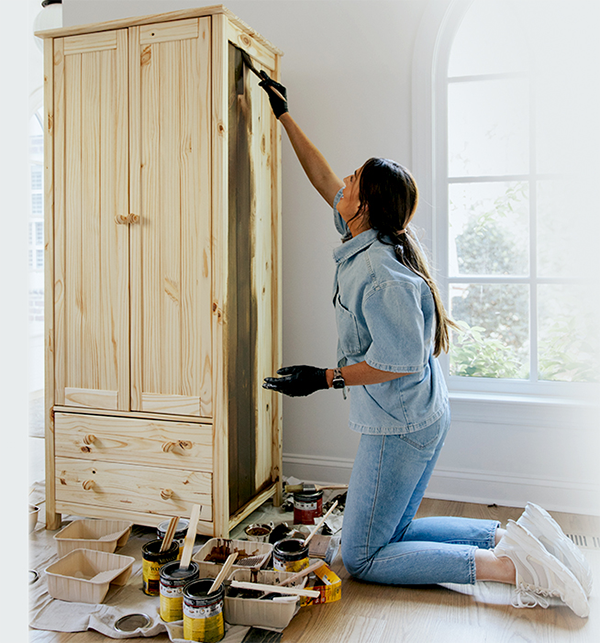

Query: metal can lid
[114,613,152,633]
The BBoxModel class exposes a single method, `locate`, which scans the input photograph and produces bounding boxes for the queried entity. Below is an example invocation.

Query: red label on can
[294,495,323,525]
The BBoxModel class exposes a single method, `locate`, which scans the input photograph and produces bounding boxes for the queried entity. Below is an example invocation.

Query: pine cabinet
[39,6,283,537]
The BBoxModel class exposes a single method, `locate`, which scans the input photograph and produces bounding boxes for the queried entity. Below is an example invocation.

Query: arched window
[415,0,600,396]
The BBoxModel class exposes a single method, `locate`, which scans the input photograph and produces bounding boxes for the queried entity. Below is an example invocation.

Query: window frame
[413,0,597,401]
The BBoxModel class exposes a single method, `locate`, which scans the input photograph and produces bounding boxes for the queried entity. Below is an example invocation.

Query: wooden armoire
[38,6,283,537]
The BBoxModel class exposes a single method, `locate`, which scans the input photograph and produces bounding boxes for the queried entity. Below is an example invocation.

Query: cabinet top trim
[34,4,283,56]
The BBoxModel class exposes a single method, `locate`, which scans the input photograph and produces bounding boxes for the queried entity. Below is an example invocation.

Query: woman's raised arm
[260,77,343,207]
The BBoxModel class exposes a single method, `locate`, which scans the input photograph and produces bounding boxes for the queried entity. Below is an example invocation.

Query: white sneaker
[517,502,593,597]
[494,520,589,618]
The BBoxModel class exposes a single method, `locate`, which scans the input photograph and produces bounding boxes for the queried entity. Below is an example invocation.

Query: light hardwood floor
[30,499,600,643]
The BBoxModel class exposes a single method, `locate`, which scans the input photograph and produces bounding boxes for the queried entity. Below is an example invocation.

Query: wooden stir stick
[208,552,238,594]
[179,505,201,570]
[303,500,338,547]
[160,516,180,553]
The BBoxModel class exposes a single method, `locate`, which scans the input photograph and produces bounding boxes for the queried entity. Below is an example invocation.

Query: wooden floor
[30,499,600,643]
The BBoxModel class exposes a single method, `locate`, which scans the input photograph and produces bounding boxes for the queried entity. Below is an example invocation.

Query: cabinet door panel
[54,30,129,411]
[130,18,212,417]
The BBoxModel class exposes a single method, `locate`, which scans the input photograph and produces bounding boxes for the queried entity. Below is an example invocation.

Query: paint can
[183,579,225,643]
[243,522,273,543]
[272,538,309,573]
[159,561,200,622]
[293,490,323,525]
[141,539,179,596]
[157,519,190,559]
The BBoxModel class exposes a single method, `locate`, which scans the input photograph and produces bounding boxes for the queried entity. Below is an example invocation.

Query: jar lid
[114,613,152,633]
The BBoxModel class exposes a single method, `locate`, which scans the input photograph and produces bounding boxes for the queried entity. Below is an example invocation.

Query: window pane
[449,283,529,379]
[449,181,528,276]
[448,0,529,77]
[448,79,529,177]
[538,285,599,382]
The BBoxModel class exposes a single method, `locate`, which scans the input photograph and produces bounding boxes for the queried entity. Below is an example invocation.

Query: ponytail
[356,158,457,357]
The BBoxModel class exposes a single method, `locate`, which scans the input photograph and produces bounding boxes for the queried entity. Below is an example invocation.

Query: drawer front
[55,457,213,522]
[55,413,212,471]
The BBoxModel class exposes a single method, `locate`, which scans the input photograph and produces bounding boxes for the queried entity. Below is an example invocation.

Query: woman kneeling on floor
[259,75,593,619]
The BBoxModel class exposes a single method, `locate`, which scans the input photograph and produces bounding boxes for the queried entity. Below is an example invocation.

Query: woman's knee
[341,541,371,579]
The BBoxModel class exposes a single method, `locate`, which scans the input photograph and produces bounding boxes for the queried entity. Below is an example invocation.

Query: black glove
[258,72,289,119]
[263,365,328,397]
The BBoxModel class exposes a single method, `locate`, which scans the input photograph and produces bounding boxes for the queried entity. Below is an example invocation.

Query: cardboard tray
[54,519,133,556]
[225,568,306,629]
[192,538,272,570]
[45,548,135,604]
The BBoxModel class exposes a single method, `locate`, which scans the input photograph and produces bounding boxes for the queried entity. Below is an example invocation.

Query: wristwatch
[332,367,345,390]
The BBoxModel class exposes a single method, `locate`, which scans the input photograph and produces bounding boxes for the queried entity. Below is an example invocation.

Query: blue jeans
[341,405,499,585]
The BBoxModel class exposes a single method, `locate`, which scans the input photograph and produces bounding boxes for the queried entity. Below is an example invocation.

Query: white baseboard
[283,453,600,516]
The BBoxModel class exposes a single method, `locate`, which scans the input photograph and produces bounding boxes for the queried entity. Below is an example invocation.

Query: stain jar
[142,539,179,596]
[160,561,200,622]
[293,489,323,525]
[273,538,309,573]
[157,518,190,559]
[183,578,225,643]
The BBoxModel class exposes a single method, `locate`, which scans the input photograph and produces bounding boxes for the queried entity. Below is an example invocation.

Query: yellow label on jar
[160,585,184,622]
[183,602,224,643]
[273,556,309,573]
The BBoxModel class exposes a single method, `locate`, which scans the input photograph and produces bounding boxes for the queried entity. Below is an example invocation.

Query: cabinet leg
[45,509,62,531]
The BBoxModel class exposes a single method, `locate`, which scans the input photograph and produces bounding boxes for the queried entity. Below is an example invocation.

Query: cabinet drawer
[55,457,213,522]
[55,413,212,471]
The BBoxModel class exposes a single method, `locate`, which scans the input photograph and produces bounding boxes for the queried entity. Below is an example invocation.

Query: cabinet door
[53,30,129,411]
[129,18,213,418]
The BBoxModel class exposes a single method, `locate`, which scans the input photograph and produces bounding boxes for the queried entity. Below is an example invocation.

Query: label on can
[142,559,162,595]
[160,585,184,622]
[183,602,224,642]
[273,556,309,573]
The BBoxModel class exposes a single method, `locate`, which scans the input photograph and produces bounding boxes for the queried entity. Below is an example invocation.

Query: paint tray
[225,568,307,629]
[54,519,132,556]
[45,548,135,604]
[193,538,272,570]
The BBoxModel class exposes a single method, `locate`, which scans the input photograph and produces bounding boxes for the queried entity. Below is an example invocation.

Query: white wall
[62,0,600,515]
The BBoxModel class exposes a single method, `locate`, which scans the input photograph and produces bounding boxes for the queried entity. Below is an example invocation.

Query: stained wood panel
[55,457,213,521]
[130,18,212,417]
[54,412,213,471]
[54,30,129,411]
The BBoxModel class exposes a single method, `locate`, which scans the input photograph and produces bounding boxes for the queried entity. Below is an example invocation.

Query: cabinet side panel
[227,44,257,515]
[45,36,59,528]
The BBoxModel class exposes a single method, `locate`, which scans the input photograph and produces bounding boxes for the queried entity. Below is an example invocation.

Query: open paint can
[183,579,225,642]
[293,489,323,525]
[273,538,309,573]
[141,539,179,596]
[160,561,199,622]
[157,518,189,559]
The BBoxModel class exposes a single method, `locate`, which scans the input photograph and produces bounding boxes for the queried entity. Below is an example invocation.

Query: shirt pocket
[335,296,363,356]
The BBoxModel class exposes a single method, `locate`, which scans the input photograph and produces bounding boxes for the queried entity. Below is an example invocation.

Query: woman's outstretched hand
[258,72,289,119]
[263,365,328,397]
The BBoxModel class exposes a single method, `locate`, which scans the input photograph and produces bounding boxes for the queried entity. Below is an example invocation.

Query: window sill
[448,390,599,430]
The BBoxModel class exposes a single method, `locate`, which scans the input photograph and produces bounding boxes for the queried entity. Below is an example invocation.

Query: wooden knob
[162,441,177,453]
[161,488,173,500]
[83,434,96,445]
[115,214,129,225]
[129,213,140,224]
[82,480,95,490]
[178,440,192,450]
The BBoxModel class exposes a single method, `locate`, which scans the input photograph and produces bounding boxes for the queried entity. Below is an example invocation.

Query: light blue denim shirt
[332,188,448,434]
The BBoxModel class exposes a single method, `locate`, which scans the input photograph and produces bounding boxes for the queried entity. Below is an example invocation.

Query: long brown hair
[352,157,456,357]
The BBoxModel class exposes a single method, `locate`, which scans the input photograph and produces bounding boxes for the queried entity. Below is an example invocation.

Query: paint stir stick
[303,500,338,547]
[208,552,238,595]
[179,505,201,570]
[160,516,179,553]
